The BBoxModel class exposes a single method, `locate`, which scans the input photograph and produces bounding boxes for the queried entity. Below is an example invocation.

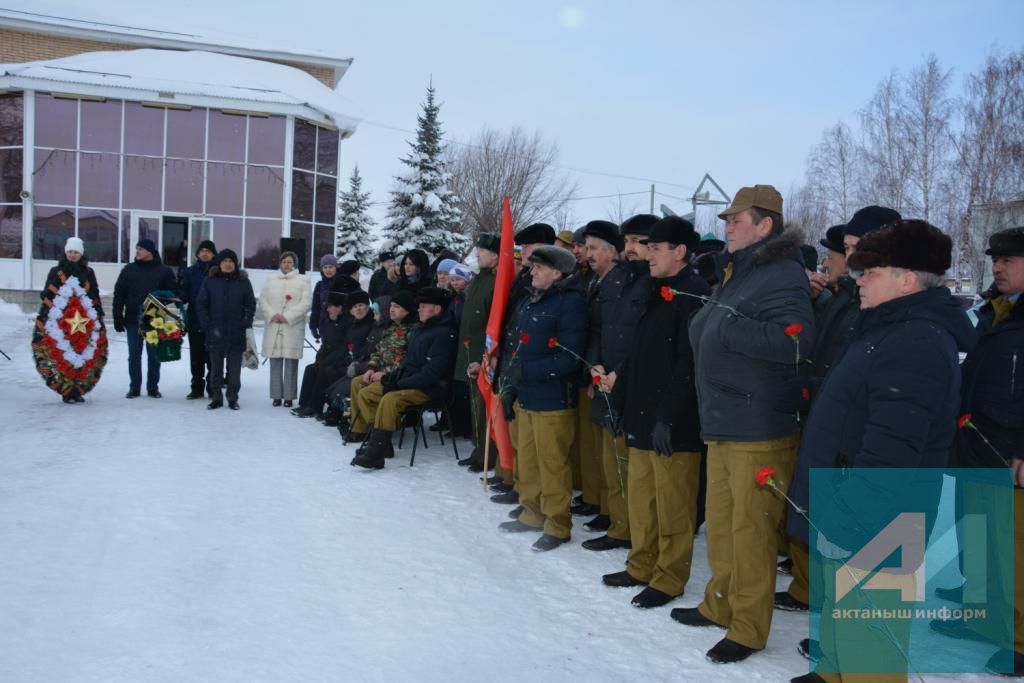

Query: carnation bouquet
[139,292,184,362]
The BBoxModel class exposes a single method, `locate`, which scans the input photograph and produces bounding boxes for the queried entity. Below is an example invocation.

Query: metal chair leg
[410,417,421,467]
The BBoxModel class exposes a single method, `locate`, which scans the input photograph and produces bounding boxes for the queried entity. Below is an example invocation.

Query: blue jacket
[512,284,588,411]
[786,287,976,548]
[394,309,458,403]
[196,266,256,353]
[179,259,214,332]
[112,254,178,326]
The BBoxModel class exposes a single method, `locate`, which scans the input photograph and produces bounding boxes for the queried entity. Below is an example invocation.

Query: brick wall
[0,28,335,88]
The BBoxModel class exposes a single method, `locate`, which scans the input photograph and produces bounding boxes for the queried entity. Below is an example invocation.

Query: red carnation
[755,466,777,488]
[591,375,602,386]
[463,339,470,348]
[519,332,530,345]
[347,343,356,350]
[660,286,674,302]
[285,294,293,301]
[395,329,404,338]
[784,323,803,338]
[547,337,558,349]
[957,413,973,430]
[801,387,810,402]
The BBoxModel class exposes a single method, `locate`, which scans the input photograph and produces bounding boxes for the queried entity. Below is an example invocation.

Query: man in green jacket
[455,233,499,472]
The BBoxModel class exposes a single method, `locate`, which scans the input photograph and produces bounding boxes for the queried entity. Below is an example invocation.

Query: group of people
[38,182,1024,681]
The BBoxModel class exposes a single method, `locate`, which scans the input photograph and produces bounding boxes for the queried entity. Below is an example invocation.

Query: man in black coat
[351,287,457,469]
[294,290,349,417]
[368,250,398,301]
[195,249,256,409]
[675,185,815,665]
[179,239,217,399]
[931,226,1024,678]
[603,216,709,609]
[112,238,178,398]
[786,221,975,683]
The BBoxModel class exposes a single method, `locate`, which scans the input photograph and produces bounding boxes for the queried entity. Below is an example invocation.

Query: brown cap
[718,184,783,219]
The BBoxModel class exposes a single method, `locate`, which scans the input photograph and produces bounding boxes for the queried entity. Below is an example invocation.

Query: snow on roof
[0,6,353,84]
[0,49,360,132]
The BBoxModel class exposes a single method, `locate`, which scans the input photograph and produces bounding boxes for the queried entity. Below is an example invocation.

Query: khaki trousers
[698,434,799,650]
[515,404,575,539]
[600,428,630,540]
[788,538,811,604]
[626,448,700,595]
[576,388,604,506]
[350,375,430,432]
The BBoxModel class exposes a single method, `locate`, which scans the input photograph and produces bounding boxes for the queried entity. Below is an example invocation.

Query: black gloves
[501,390,517,422]
[380,372,399,394]
[113,316,125,333]
[652,422,673,456]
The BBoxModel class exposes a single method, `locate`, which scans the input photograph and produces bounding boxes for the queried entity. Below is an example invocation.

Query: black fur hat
[415,286,451,309]
[346,290,370,307]
[326,291,347,307]
[847,220,952,275]
[844,205,902,238]
[514,223,556,246]
[819,225,846,254]
[800,244,820,270]
[620,214,659,237]
[582,220,624,252]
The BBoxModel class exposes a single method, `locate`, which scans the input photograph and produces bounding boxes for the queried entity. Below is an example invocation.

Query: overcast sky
[12,0,1024,231]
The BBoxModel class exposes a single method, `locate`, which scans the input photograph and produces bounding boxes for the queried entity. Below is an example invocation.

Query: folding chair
[398,400,460,467]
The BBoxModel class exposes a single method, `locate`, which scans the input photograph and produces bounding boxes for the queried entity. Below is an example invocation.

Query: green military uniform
[350,374,431,433]
[575,387,605,506]
[516,404,576,537]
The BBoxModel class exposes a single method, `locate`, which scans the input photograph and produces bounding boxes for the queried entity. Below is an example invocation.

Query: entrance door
[188,217,214,267]
[162,216,188,270]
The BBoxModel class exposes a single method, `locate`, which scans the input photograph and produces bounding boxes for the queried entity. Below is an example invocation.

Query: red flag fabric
[477,195,517,470]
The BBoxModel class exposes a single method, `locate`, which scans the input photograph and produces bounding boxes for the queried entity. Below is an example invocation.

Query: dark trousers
[209,350,242,402]
[188,329,211,393]
[126,324,160,393]
[299,363,345,412]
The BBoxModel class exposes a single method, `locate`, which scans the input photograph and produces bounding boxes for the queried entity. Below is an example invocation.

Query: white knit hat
[65,236,85,254]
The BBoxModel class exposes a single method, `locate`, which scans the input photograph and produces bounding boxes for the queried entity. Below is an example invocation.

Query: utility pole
[650,184,655,213]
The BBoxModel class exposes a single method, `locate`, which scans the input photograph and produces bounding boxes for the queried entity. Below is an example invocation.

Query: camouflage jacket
[368,319,412,373]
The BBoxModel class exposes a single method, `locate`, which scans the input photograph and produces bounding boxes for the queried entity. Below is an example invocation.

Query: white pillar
[20,89,34,289]
[281,115,294,239]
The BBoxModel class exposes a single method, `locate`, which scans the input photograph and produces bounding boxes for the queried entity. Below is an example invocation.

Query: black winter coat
[196,267,256,353]
[494,268,534,386]
[42,258,104,321]
[587,260,649,426]
[786,287,976,548]
[178,259,214,332]
[308,274,336,339]
[806,275,860,404]
[688,230,815,441]
[394,309,458,403]
[368,267,398,301]
[612,265,709,452]
[112,254,178,326]
[316,314,349,369]
[955,291,1024,469]
[342,314,375,366]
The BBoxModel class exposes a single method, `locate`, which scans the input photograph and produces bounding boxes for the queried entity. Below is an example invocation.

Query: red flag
[477,195,517,470]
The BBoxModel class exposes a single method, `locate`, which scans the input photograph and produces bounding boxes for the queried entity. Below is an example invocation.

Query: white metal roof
[0,49,361,133]
[0,7,353,85]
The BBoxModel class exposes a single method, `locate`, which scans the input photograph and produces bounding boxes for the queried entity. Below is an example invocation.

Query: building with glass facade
[0,10,358,294]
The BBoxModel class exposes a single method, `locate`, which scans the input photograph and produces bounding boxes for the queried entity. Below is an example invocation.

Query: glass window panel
[291,170,313,221]
[293,119,316,171]
[124,102,164,156]
[78,152,120,208]
[290,221,312,271]
[248,115,285,166]
[166,107,206,160]
[138,216,160,244]
[208,111,246,162]
[211,215,242,256]
[122,155,163,210]
[164,158,204,213]
[0,148,22,203]
[316,127,338,175]
[314,175,337,224]
[246,165,284,218]
[244,218,281,269]
[33,148,76,205]
[314,225,333,268]
[79,99,122,153]
[33,204,75,260]
[34,94,77,149]
[121,212,130,263]
[78,209,118,262]
[206,162,244,215]
[0,205,22,259]
[0,92,23,147]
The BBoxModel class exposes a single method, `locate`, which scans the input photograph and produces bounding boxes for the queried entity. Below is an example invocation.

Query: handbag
[242,328,259,370]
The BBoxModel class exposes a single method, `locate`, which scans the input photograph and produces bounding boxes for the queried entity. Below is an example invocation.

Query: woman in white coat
[259,251,312,407]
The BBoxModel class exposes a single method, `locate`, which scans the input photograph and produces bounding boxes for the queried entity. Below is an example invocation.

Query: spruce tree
[335,165,375,265]
[381,83,469,256]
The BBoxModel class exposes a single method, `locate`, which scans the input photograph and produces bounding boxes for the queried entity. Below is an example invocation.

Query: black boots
[602,570,647,588]
[705,637,760,664]
[351,429,392,470]
[631,586,678,609]
[774,590,809,612]
[581,535,631,551]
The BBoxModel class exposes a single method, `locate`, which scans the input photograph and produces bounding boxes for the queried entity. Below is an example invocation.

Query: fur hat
[819,225,846,254]
[196,239,217,257]
[415,286,451,309]
[846,220,952,276]
[136,238,158,257]
[800,244,820,270]
[985,227,1024,258]
[338,259,361,276]
[644,217,699,252]
[694,238,725,256]
[620,213,660,237]
[390,289,416,315]
[378,250,395,263]
[320,254,338,268]
[514,223,556,246]
[65,236,85,254]
[844,205,901,239]
[477,232,500,252]
[215,248,239,266]
[326,291,347,307]
[346,290,371,307]
[528,244,577,275]
[582,220,624,253]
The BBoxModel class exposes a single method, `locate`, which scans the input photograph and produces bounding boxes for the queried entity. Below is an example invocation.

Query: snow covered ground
[0,302,994,682]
